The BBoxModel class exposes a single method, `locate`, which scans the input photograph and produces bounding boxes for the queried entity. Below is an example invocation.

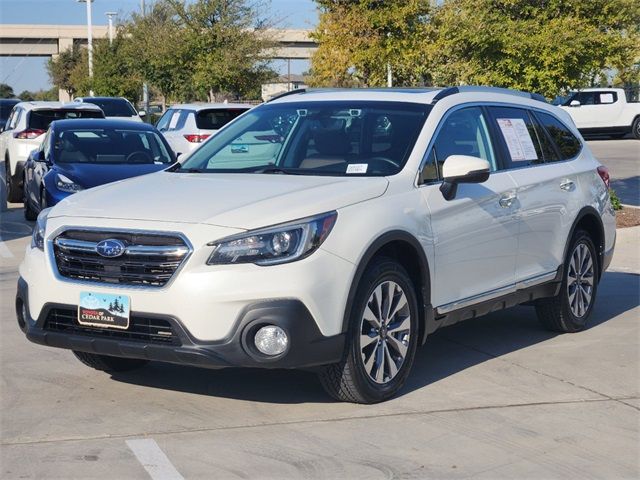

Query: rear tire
[535,230,598,333]
[318,257,419,403]
[73,351,149,372]
[632,117,640,140]
[5,159,21,203]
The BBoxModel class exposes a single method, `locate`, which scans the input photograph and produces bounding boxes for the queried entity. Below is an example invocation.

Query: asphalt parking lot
[1,140,638,479]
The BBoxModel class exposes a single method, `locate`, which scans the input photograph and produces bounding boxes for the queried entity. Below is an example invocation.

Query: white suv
[1,101,104,202]
[156,103,252,156]
[16,87,616,403]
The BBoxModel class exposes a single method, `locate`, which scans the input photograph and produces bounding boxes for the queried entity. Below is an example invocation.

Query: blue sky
[0,0,318,94]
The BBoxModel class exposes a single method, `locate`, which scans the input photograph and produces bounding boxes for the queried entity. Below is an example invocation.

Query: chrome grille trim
[48,227,193,289]
[54,237,191,257]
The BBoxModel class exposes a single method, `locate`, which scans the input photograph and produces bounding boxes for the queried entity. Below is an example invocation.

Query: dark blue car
[23,119,176,220]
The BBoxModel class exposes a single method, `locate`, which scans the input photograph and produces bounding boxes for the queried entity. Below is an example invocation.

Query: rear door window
[533,111,582,160]
[195,108,248,130]
[487,106,544,169]
[28,109,103,130]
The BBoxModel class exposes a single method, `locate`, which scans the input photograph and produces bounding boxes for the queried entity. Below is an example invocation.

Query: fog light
[254,325,288,356]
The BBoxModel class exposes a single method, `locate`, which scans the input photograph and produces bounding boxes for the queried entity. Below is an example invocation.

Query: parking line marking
[126,438,184,480]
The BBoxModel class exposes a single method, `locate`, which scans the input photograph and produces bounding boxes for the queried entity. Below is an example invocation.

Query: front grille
[44,308,181,345]
[53,230,190,287]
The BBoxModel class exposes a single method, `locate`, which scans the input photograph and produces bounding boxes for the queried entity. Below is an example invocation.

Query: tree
[309,0,433,87]
[66,38,142,103]
[17,88,58,101]
[0,83,15,98]
[167,0,277,101]
[120,1,196,105]
[310,0,640,97]
[47,45,83,97]
[425,0,640,97]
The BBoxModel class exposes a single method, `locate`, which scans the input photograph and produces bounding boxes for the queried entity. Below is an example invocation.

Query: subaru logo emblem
[96,239,126,258]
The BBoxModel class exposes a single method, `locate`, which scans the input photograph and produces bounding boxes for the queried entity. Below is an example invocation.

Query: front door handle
[560,179,575,191]
[499,193,517,208]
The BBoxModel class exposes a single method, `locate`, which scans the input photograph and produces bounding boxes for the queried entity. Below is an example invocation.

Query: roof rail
[266,88,307,102]
[431,86,547,104]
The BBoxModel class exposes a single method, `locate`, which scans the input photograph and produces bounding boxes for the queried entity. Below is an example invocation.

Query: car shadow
[611,175,640,207]
[0,206,34,241]
[110,272,639,404]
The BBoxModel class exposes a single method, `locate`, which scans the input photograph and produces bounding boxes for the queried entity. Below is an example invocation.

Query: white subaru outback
[16,87,616,403]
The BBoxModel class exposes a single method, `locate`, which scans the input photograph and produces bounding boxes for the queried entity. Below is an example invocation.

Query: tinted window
[28,109,104,130]
[81,98,137,117]
[180,101,430,177]
[0,101,18,121]
[421,106,496,182]
[575,92,597,105]
[195,108,248,130]
[534,112,581,160]
[529,114,559,162]
[53,128,172,164]
[488,106,544,169]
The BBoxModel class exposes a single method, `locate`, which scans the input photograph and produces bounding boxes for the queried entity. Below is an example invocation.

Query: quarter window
[487,106,544,169]
[420,107,496,183]
[533,112,582,160]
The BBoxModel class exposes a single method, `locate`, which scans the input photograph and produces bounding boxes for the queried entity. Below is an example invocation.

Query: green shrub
[610,189,622,210]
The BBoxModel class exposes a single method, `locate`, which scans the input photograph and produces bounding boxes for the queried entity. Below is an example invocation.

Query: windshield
[54,128,173,164]
[179,101,430,176]
[29,109,104,130]
[195,108,249,130]
[82,98,137,117]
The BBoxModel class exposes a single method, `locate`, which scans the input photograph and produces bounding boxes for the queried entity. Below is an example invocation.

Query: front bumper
[16,278,345,369]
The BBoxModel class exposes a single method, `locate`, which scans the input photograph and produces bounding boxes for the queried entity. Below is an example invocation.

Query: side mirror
[138,110,147,117]
[570,100,581,107]
[439,155,491,201]
[35,150,48,163]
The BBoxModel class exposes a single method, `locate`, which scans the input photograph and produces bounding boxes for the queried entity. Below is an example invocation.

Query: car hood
[50,171,389,230]
[53,163,169,189]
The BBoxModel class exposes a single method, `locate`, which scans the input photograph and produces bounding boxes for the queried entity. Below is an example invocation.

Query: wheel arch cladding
[566,207,605,280]
[341,230,433,344]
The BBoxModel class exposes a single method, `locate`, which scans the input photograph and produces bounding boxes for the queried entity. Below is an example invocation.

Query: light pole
[105,12,117,45]
[140,0,150,121]
[77,0,94,96]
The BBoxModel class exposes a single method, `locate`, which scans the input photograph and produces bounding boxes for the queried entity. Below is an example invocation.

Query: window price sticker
[497,118,538,161]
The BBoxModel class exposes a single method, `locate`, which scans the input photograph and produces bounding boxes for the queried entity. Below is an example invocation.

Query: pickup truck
[558,88,640,139]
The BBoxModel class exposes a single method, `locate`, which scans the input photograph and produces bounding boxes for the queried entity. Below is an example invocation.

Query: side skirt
[430,267,563,330]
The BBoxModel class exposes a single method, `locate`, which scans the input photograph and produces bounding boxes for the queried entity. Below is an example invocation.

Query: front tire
[73,351,149,372]
[23,177,37,221]
[632,117,640,140]
[535,230,598,332]
[318,257,419,403]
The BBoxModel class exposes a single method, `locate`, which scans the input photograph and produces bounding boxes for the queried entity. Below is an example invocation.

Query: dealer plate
[78,291,130,330]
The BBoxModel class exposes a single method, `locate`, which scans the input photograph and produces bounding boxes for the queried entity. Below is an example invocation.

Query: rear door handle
[560,179,574,191]
[499,193,517,208]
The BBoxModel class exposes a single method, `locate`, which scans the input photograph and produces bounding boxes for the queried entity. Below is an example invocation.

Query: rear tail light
[14,129,46,140]
[597,166,610,189]
[183,134,211,143]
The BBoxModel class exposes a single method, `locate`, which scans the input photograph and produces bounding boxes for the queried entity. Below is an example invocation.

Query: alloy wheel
[359,281,411,384]
[567,243,595,318]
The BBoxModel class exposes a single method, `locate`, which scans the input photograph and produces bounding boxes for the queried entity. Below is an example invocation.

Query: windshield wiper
[169,164,204,173]
[244,165,294,174]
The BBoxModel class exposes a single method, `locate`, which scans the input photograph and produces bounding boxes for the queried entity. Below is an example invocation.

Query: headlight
[31,207,51,250]
[207,211,337,266]
[55,173,83,193]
